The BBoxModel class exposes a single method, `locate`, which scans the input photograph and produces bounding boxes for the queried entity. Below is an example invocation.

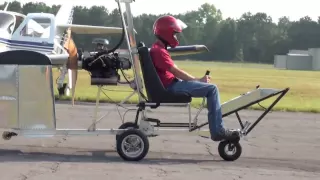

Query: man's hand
[169,64,211,83]
[199,75,211,83]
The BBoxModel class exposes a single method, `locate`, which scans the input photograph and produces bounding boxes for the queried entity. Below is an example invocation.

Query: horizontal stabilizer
[221,88,286,115]
[57,24,137,35]
[47,54,69,66]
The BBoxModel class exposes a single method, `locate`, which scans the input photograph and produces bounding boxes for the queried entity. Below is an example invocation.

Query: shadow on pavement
[0,148,222,165]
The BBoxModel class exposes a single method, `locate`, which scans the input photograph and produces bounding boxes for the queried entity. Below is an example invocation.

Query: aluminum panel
[18,65,56,130]
[0,65,18,128]
[221,88,281,115]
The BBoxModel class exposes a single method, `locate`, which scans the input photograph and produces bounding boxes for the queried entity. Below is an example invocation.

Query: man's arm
[156,48,199,81]
[168,64,199,81]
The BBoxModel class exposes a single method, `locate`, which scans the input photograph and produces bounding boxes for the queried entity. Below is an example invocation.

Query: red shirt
[150,41,175,88]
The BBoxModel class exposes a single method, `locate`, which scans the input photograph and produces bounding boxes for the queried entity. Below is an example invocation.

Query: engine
[82,52,132,86]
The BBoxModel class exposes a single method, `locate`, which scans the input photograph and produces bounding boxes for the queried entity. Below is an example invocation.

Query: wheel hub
[225,143,236,155]
[121,134,144,158]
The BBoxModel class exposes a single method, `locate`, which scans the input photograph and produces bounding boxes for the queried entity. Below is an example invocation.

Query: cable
[101,87,132,92]
[93,1,125,58]
[100,88,138,123]
[257,102,270,112]
[122,108,138,123]
[119,68,149,102]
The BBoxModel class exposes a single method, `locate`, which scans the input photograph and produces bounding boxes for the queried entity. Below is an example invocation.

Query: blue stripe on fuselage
[0,37,54,50]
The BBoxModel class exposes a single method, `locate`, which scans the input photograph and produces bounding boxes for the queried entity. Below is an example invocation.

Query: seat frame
[89,41,208,132]
[119,41,208,131]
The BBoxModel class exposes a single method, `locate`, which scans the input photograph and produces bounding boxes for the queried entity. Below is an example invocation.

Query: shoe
[211,128,240,142]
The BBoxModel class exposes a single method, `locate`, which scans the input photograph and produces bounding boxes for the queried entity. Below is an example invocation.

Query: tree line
[2,1,320,64]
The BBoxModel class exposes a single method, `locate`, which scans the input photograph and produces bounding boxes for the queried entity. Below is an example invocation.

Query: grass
[53,60,320,113]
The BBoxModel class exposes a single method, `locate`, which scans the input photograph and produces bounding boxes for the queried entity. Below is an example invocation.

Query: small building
[308,48,320,70]
[274,48,320,71]
[274,55,287,69]
[286,54,313,70]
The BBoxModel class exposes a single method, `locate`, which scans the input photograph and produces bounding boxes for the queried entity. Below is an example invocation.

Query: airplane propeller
[63,28,78,106]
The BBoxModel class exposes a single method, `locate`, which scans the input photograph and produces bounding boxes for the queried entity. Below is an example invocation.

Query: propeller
[63,28,78,106]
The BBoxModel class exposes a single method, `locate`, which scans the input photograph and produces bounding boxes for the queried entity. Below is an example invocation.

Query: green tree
[2,0,320,64]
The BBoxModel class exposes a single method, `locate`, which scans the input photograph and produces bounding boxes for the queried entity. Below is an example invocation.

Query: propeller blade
[68,69,77,106]
[64,28,79,106]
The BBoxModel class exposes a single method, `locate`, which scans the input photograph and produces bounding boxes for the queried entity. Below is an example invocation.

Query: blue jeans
[167,79,224,135]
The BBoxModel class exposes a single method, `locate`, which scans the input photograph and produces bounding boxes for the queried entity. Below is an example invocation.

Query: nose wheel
[218,140,242,161]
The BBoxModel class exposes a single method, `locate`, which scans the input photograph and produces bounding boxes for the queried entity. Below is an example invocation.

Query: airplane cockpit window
[0,12,15,35]
[7,22,14,34]
[19,17,51,39]
[13,15,24,33]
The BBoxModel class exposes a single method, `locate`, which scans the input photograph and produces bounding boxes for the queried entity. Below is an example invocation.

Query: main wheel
[116,122,139,141]
[2,131,17,140]
[2,131,11,140]
[116,129,149,161]
[218,140,242,161]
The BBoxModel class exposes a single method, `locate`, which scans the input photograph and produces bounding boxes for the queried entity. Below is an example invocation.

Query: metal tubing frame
[119,0,144,103]
[189,87,290,135]
[128,87,290,137]
[83,84,208,135]
[14,128,204,137]
[10,87,289,137]
[85,81,289,137]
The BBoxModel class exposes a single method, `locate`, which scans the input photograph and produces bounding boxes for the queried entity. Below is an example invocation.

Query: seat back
[137,42,166,102]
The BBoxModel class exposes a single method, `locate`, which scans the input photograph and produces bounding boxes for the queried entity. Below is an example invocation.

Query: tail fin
[55,4,74,25]
[3,0,11,11]
[55,4,74,45]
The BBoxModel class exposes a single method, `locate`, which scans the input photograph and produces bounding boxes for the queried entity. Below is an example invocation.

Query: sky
[4,0,320,22]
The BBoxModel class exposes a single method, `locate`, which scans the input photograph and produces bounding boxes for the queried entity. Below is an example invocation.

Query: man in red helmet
[150,15,240,142]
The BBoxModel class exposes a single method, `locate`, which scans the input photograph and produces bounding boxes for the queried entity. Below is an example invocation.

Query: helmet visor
[176,19,188,30]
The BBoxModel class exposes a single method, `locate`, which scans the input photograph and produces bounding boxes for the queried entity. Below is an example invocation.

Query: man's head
[153,15,187,48]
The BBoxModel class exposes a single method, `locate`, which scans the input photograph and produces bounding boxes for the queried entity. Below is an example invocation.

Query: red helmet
[153,15,187,48]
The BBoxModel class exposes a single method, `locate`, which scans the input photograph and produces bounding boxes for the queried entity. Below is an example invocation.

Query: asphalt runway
[0,102,320,180]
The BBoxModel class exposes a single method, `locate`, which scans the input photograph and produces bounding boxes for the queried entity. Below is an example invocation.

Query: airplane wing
[57,24,137,35]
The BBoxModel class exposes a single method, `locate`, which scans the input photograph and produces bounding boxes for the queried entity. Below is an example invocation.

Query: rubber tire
[116,129,149,161]
[2,131,11,140]
[116,122,139,141]
[218,140,242,161]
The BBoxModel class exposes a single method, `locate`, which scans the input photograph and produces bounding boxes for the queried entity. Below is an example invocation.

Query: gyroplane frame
[0,0,289,162]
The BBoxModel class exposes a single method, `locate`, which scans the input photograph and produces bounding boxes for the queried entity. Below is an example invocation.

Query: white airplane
[0,2,129,105]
